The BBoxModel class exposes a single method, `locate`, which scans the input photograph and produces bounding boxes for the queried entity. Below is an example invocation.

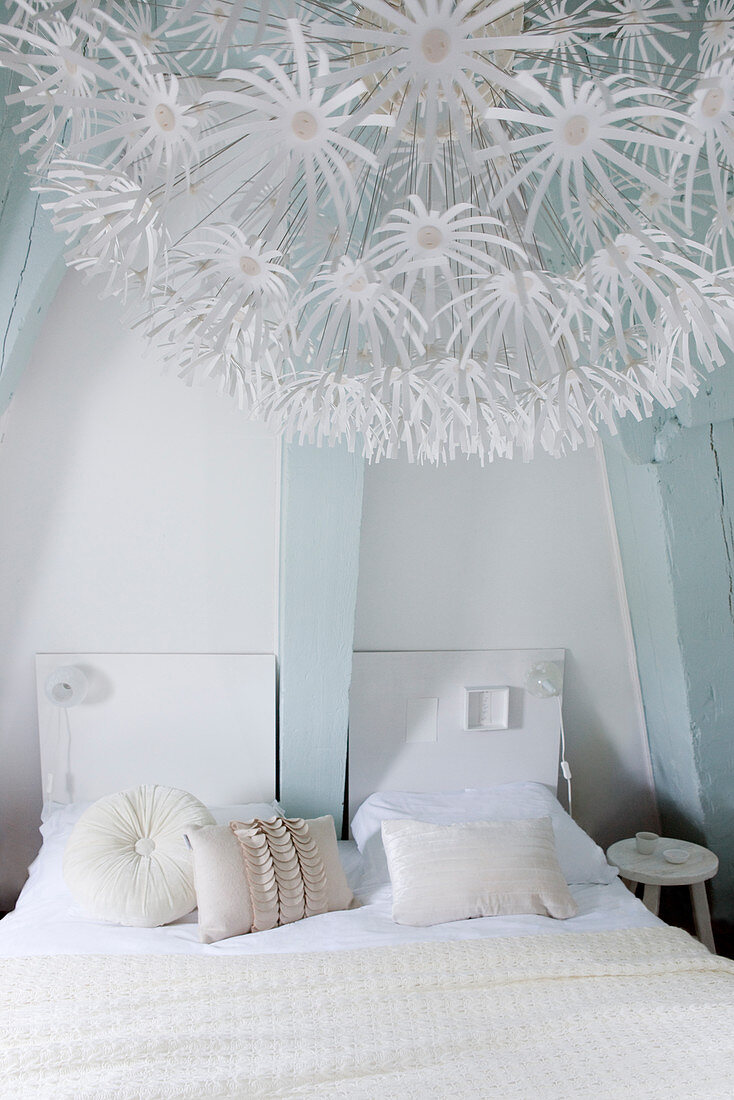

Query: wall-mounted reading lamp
[44,666,88,709]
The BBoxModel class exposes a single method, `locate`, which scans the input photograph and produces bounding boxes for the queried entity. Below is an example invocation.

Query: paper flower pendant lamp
[2,0,734,463]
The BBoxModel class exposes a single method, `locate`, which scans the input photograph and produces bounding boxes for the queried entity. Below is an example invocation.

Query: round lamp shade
[525,662,563,700]
[44,666,89,708]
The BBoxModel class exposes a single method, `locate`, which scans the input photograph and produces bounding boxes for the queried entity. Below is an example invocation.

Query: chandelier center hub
[421,28,451,64]
[239,255,261,277]
[291,110,318,140]
[702,87,725,118]
[154,103,176,132]
[417,225,444,249]
[564,115,590,146]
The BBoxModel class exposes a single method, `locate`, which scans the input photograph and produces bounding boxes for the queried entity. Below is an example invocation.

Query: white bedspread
[2,926,733,1099]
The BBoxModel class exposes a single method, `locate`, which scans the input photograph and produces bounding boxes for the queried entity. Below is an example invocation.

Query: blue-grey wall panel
[278,440,364,826]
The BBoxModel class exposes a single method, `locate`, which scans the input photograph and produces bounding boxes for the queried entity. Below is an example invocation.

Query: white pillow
[63,785,214,927]
[351,783,616,890]
[13,802,93,915]
[16,798,283,915]
[382,817,578,926]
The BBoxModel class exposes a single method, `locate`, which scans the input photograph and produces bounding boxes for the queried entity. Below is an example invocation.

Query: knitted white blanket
[2,927,733,1099]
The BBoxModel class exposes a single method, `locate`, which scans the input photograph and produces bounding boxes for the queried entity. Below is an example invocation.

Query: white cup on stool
[636,831,659,855]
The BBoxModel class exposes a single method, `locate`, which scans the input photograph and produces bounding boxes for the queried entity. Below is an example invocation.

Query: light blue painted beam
[0,69,66,415]
[278,441,364,827]
[656,417,734,909]
[677,360,734,430]
[603,432,705,841]
[604,406,734,921]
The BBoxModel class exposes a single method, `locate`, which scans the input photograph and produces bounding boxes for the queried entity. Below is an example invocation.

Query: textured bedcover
[2,926,733,1099]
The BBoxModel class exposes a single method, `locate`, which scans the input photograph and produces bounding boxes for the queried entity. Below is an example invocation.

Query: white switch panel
[405,696,439,743]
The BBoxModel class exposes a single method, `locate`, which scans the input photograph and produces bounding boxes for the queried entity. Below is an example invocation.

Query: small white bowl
[663,848,690,864]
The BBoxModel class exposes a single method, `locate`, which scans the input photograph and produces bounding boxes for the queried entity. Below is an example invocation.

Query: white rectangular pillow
[382,816,579,927]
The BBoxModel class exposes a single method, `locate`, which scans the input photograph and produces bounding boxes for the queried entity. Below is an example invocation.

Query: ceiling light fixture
[2,1,734,464]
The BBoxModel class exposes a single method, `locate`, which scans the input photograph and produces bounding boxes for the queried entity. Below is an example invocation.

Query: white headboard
[35,653,276,806]
[348,648,565,820]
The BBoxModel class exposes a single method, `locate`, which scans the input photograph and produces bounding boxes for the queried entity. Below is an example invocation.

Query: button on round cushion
[63,785,214,927]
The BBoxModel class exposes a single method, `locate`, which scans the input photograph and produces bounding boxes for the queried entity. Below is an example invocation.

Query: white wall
[0,273,280,907]
[353,445,659,849]
[0,267,658,903]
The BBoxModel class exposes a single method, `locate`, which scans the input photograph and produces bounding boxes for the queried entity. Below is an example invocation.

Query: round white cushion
[63,785,214,927]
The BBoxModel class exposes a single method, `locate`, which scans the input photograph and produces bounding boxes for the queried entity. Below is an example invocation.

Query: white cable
[42,707,75,818]
[42,708,62,821]
[557,697,573,819]
[62,708,73,803]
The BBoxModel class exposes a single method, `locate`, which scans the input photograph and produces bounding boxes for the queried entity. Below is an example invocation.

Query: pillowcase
[187,815,355,943]
[351,783,616,890]
[382,816,578,926]
[337,838,364,893]
[13,802,92,916]
[63,785,214,927]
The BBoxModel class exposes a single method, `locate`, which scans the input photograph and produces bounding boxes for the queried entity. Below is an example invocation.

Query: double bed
[1,651,733,1097]
[3,792,733,1098]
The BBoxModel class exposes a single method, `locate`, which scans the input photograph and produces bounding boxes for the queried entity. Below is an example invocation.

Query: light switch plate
[405,696,439,743]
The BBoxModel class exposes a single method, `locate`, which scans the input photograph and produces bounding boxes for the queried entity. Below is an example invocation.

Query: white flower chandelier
[3,0,734,463]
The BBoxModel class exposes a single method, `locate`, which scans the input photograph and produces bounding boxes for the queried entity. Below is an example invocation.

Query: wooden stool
[607,837,718,953]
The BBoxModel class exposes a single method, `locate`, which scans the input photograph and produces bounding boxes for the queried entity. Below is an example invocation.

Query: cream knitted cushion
[63,785,214,927]
[187,815,355,943]
[382,816,578,926]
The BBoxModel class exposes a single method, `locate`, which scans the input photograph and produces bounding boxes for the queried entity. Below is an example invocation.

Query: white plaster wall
[0,273,280,908]
[353,445,659,849]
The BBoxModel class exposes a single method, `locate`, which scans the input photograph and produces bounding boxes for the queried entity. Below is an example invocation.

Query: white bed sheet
[0,840,663,958]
